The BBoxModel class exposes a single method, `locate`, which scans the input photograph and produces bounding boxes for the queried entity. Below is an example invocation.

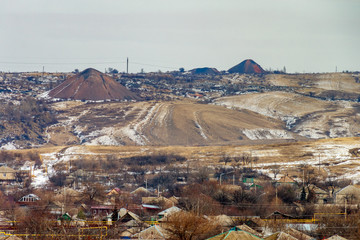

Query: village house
[297,184,330,204]
[264,231,298,240]
[275,175,297,187]
[0,166,16,184]
[90,205,114,217]
[206,227,262,240]
[334,185,360,204]
[132,225,168,240]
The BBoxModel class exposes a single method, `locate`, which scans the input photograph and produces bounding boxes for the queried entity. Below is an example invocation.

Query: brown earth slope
[48,68,139,101]
[228,59,265,74]
[46,100,298,146]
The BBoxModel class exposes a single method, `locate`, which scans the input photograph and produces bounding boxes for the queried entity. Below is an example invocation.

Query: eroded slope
[46,100,296,146]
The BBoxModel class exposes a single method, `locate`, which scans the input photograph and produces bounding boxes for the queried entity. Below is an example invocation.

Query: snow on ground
[19,160,50,188]
[85,135,120,146]
[214,96,279,119]
[295,128,328,139]
[120,126,146,145]
[282,116,298,129]
[117,104,160,145]
[154,104,169,127]
[30,146,102,187]
[194,112,208,140]
[242,129,293,140]
[31,168,49,188]
[329,118,351,138]
[342,166,360,183]
[80,103,161,145]
[37,90,50,99]
[0,142,17,150]
[314,143,359,161]
[254,141,360,180]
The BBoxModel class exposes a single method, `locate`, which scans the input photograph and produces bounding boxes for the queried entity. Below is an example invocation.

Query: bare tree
[219,155,232,165]
[164,211,220,240]
[298,164,319,203]
[82,182,106,204]
[270,164,281,179]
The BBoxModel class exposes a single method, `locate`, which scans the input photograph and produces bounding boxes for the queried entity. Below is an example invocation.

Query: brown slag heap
[228,59,265,74]
[49,68,139,101]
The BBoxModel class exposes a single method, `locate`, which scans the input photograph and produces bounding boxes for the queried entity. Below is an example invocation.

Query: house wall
[0,167,16,181]
[335,186,360,204]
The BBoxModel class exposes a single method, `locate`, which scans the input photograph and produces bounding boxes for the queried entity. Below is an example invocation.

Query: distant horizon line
[0,68,358,75]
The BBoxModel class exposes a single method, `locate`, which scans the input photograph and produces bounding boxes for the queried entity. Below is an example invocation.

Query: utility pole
[127,57,129,74]
[345,198,347,219]
[303,168,305,188]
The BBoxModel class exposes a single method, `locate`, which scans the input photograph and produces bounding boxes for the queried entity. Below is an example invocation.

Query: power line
[0,61,125,65]
[128,61,177,69]
[0,60,178,70]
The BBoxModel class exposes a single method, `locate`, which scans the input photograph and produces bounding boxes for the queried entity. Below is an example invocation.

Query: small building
[325,235,348,240]
[158,206,181,219]
[284,227,314,240]
[132,225,168,240]
[90,205,113,217]
[18,194,40,203]
[264,231,297,240]
[334,185,360,204]
[58,212,72,222]
[131,187,151,196]
[0,166,16,184]
[206,227,263,240]
[265,211,295,220]
[298,185,330,204]
[236,224,263,238]
[107,187,121,196]
[275,175,297,186]
[242,177,255,186]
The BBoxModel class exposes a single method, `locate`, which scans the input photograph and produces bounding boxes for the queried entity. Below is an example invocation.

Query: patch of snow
[31,168,49,188]
[38,90,50,99]
[329,118,351,138]
[242,129,293,140]
[120,126,146,145]
[154,104,169,126]
[295,128,327,139]
[0,142,18,150]
[85,135,120,146]
[282,116,298,129]
[194,112,208,140]
[342,166,360,183]
[214,97,278,119]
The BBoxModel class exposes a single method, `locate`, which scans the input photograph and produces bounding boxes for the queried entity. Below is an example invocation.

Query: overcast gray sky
[0,0,359,73]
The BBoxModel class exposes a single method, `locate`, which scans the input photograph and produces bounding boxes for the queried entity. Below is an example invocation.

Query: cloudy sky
[0,0,359,73]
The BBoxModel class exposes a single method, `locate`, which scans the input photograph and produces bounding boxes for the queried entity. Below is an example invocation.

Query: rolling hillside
[2,72,360,149]
[46,100,297,146]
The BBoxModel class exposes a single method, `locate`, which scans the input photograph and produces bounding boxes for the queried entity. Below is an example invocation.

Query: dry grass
[5,136,360,181]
